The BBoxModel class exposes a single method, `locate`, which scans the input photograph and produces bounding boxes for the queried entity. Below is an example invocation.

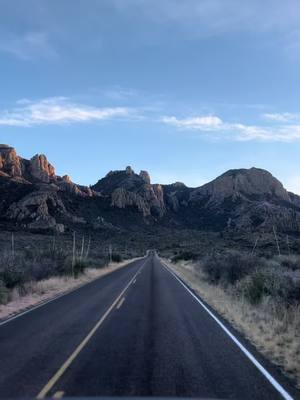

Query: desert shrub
[111,253,122,263]
[172,251,197,263]
[236,269,299,305]
[201,251,260,286]
[73,261,88,278]
[0,265,26,289]
[276,255,300,271]
[236,271,266,304]
[0,279,9,304]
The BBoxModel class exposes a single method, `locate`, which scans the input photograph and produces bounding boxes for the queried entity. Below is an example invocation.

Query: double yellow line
[37,261,145,399]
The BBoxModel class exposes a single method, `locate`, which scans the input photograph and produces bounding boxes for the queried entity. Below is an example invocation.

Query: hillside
[1,144,300,236]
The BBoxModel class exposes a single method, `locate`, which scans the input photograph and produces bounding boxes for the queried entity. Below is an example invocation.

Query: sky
[0,0,300,192]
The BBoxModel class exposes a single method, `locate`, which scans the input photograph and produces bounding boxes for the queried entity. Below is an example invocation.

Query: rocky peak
[29,154,56,183]
[139,170,151,184]
[62,175,72,183]
[0,144,23,177]
[125,166,134,175]
[191,167,291,203]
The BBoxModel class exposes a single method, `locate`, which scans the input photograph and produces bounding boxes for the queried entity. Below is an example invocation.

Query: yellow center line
[116,297,126,309]
[53,391,64,399]
[36,263,145,399]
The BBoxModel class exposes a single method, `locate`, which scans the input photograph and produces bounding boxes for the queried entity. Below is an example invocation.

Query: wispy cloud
[112,0,300,48]
[262,113,300,123]
[0,97,133,127]
[162,115,222,130]
[0,32,57,60]
[162,114,300,142]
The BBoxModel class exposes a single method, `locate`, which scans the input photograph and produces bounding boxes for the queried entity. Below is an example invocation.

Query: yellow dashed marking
[116,297,126,309]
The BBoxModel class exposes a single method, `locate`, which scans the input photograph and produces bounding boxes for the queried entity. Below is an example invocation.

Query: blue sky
[1,0,300,192]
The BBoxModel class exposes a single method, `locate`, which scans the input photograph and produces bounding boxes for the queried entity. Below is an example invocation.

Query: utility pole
[273,226,281,256]
[72,231,76,277]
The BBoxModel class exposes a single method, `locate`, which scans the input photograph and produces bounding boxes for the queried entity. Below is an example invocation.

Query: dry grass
[0,259,138,321]
[164,259,300,388]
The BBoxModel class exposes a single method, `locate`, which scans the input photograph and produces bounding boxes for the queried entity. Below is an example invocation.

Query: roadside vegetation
[167,250,300,388]
[0,232,126,307]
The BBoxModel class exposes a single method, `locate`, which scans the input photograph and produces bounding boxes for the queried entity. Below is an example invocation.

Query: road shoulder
[163,257,300,397]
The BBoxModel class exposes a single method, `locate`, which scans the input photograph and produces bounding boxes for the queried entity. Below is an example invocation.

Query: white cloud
[162,115,222,130]
[263,113,300,123]
[162,114,300,142]
[0,97,133,127]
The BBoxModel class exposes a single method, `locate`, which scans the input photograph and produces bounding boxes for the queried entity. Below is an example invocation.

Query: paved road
[0,253,298,399]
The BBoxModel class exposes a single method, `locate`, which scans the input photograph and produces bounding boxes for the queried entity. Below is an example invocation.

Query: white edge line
[162,262,294,400]
[0,257,146,327]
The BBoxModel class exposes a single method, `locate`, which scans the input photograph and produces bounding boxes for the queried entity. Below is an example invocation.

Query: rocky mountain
[1,144,300,235]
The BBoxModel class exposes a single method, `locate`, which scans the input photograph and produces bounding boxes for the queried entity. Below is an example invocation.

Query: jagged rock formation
[139,170,151,184]
[7,190,66,233]
[29,154,56,183]
[1,144,300,235]
[93,167,165,217]
[0,144,23,178]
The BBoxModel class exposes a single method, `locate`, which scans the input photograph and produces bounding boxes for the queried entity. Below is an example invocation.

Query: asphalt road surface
[0,252,298,399]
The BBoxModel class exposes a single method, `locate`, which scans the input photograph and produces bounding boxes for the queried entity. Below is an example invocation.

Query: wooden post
[80,235,85,262]
[72,231,76,277]
[11,232,15,262]
[251,237,258,256]
[286,235,291,256]
[85,235,91,260]
[273,226,281,256]
[109,244,112,265]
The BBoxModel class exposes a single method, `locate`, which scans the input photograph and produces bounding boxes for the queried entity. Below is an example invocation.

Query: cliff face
[0,145,93,233]
[1,144,300,235]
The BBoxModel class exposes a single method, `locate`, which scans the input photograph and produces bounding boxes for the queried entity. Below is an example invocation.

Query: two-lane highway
[0,253,298,399]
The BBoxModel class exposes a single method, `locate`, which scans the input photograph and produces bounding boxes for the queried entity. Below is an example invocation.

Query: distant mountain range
[1,143,300,235]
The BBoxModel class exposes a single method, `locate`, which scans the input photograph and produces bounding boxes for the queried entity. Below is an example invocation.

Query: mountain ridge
[1,144,300,235]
